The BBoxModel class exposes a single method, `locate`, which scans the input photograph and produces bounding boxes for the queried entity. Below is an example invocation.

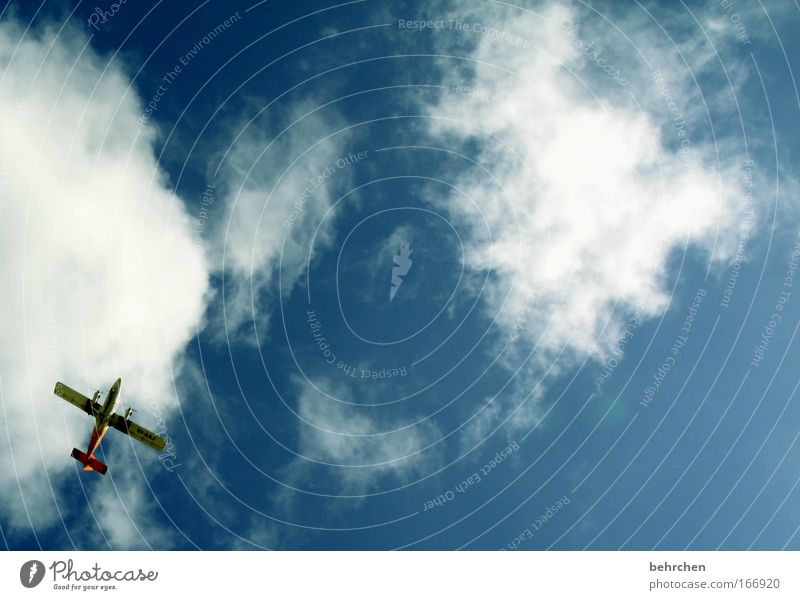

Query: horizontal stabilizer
[71,448,108,475]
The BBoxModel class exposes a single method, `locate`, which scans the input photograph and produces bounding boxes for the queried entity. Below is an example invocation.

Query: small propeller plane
[54,378,166,475]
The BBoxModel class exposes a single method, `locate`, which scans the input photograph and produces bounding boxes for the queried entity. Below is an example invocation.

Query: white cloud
[424,2,752,433]
[0,21,208,544]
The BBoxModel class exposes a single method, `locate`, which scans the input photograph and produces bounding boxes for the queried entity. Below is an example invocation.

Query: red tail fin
[71,448,108,475]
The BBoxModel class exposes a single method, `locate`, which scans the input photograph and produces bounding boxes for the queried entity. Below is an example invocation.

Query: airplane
[53,378,166,475]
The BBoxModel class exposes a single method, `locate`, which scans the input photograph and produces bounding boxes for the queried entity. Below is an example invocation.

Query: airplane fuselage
[85,377,121,460]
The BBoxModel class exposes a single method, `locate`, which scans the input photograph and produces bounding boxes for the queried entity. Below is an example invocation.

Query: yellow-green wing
[54,382,100,416]
[109,414,166,452]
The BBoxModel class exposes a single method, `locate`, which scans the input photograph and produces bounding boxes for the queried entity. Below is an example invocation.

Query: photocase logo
[389,242,413,301]
[20,560,45,588]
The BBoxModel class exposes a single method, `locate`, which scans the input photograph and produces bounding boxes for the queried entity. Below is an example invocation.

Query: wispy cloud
[208,104,352,344]
[273,376,442,510]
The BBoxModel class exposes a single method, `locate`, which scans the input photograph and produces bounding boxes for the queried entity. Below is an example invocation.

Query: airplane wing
[54,382,100,416]
[108,414,166,452]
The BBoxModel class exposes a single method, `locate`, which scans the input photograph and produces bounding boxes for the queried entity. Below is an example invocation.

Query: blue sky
[1,0,800,550]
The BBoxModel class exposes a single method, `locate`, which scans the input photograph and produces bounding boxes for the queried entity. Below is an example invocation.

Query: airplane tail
[71,448,108,475]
